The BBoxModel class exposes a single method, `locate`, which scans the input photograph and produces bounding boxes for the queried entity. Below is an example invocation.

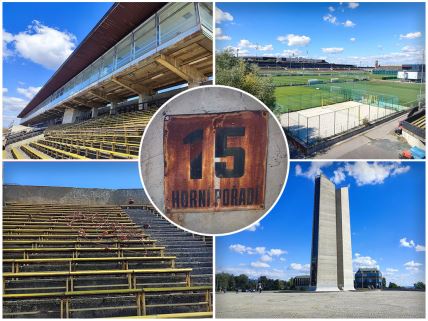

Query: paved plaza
[216,290,425,318]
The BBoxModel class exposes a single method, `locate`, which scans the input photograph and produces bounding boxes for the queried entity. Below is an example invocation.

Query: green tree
[235,274,250,290]
[381,277,386,288]
[216,50,276,110]
[414,282,425,290]
[388,282,399,289]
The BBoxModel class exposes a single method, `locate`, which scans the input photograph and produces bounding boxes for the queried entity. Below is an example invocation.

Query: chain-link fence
[280,87,413,145]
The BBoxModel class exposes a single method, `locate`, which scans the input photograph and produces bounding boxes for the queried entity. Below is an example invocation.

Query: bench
[3,286,211,318]
[10,147,26,159]
[30,142,86,159]
[4,246,166,259]
[3,268,193,292]
[5,256,177,273]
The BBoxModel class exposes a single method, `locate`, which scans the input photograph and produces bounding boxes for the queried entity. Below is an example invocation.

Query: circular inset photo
[139,85,289,235]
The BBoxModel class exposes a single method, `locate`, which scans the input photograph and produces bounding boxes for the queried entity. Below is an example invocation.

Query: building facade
[310,175,355,291]
[354,268,383,289]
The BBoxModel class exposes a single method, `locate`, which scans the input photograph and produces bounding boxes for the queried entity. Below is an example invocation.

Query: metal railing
[21,2,212,124]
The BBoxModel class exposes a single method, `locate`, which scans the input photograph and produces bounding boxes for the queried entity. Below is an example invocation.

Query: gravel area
[216,290,425,318]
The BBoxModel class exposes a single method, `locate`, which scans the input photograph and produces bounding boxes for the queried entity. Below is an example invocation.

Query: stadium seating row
[3,203,212,318]
[9,108,157,159]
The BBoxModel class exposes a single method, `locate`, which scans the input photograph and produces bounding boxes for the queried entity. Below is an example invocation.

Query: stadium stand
[3,203,213,318]
[4,2,213,160]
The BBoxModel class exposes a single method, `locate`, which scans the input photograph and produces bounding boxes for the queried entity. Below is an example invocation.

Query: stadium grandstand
[4,2,213,159]
[241,56,357,70]
[3,185,213,318]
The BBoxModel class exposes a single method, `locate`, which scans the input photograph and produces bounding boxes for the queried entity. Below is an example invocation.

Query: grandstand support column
[91,107,98,118]
[138,94,148,111]
[110,102,118,115]
[62,107,80,124]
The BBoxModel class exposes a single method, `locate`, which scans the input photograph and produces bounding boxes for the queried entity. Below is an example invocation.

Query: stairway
[124,207,213,287]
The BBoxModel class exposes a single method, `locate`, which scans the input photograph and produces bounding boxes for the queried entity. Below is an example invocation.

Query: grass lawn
[275,80,424,112]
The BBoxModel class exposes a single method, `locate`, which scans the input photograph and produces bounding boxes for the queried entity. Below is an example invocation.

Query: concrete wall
[3,185,149,205]
[336,187,355,291]
[140,86,289,235]
[313,175,339,291]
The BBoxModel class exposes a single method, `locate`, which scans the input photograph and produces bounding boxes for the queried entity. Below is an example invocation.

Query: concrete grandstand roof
[19,2,166,118]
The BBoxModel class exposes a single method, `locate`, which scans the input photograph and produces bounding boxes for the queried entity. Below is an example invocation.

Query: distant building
[292,275,310,289]
[241,56,357,70]
[397,65,425,82]
[354,268,383,289]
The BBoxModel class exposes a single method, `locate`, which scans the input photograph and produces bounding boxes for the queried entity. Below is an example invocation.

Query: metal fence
[280,87,411,145]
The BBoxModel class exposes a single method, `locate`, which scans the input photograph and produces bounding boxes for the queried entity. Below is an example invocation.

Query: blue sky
[216,2,425,66]
[216,161,425,287]
[3,161,142,189]
[3,2,112,127]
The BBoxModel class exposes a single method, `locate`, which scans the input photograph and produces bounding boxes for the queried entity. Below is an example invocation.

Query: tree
[388,282,399,289]
[381,277,386,288]
[414,282,425,290]
[235,274,250,290]
[216,50,276,110]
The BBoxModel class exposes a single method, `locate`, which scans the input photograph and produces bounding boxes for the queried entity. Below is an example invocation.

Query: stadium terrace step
[2,203,212,318]
[21,108,158,160]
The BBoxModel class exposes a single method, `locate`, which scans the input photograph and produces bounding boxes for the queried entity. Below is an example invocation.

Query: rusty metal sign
[164,111,268,213]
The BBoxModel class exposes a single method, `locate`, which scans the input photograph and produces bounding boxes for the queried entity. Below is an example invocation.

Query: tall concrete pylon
[309,175,354,291]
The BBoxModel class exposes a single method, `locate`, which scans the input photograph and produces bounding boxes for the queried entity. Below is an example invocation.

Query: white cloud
[415,245,426,252]
[280,257,286,262]
[328,6,335,12]
[251,261,270,268]
[353,253,379,269]
[386,268,399,273]
[3,96,28,113]
[3,29,14,57]
[277,34,311,47]
[343,20,356,28]
[323,13,338,25]
[215,28,231,41]
[404,260,422,272]
[229,244,250,254]
[288,263,310,272]
[282,49,301,57]
[16,86,42,99]
[400,237,415,248]
[246,222,260,232]
[348,3,359,9]
[400,32,422,40]
[295,162,332,180]
[268,249,287,256]
[216,7,234,24]
[332,167,346,184]
[350,37,356,42]
[322,47,344,54]
[237,39,273,51]
[343,162,410,186]
[260,254,273,262]
[3,88,8,94]
[8,20,76,70]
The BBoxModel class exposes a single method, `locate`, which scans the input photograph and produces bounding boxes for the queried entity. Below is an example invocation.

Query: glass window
[101,50,115,77]
[116,34,132,68]
[134,17,157,58]
[159,3,196,44]
[199,2,213,32]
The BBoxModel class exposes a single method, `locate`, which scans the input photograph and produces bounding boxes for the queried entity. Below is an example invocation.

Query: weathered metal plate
[164,111,268,213]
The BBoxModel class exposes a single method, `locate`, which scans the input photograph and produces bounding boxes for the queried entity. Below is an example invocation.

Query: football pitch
[275,80,424,112]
